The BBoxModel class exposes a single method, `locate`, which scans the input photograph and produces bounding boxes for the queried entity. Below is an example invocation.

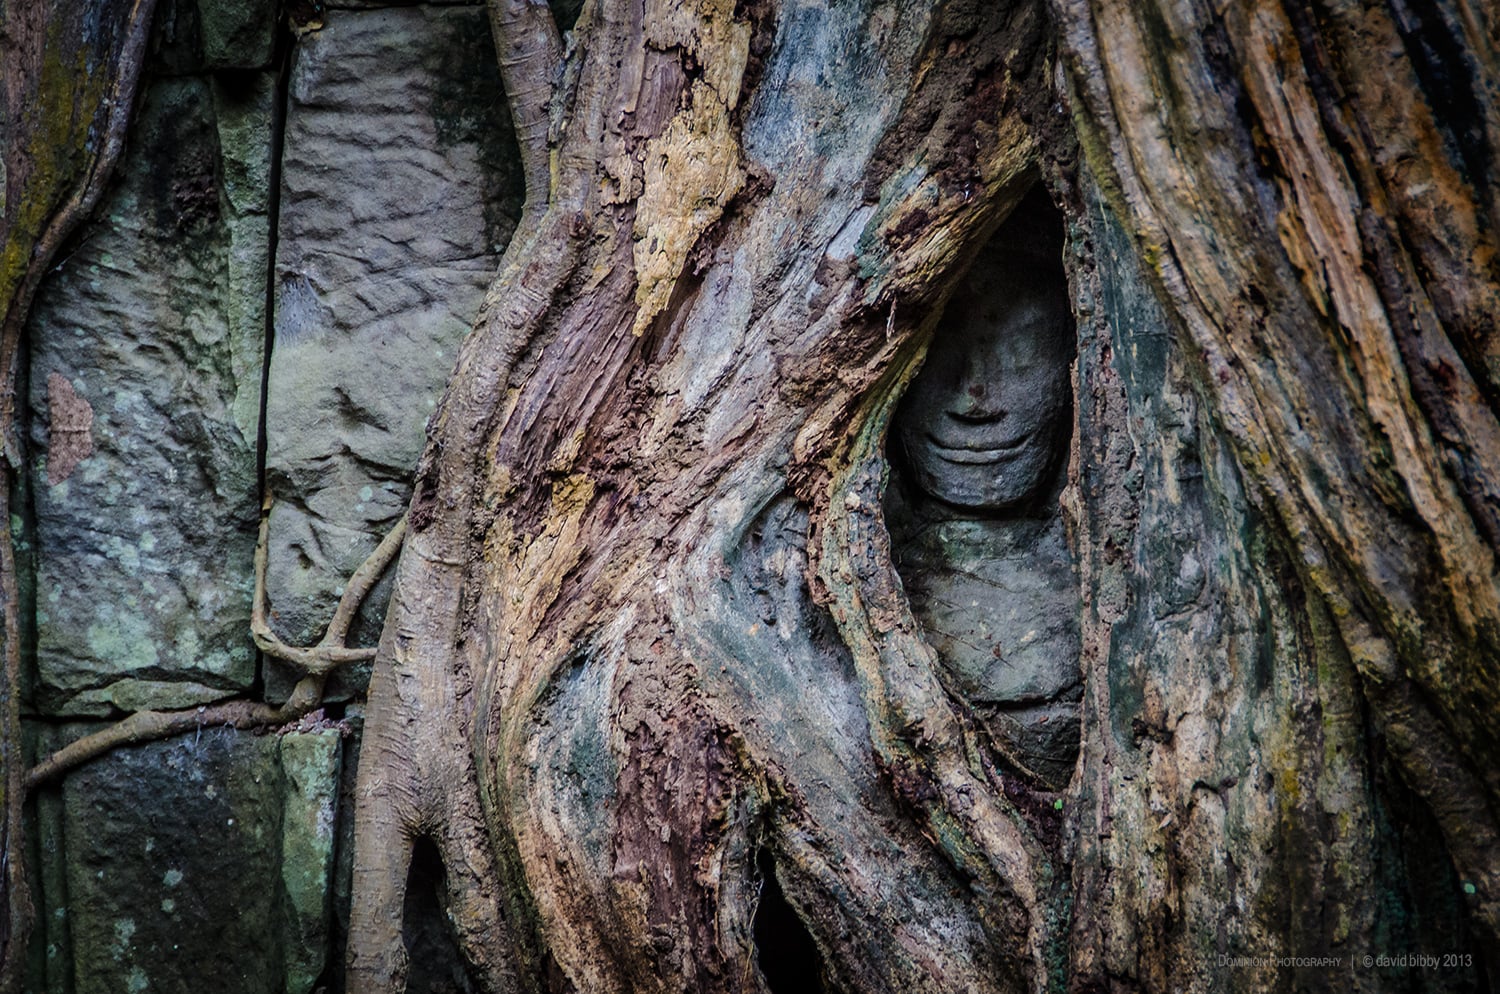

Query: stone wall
[21,2,523,990]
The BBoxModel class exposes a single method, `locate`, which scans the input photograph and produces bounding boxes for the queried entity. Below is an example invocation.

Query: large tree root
[24,493,406,789]
[339,6,564,991]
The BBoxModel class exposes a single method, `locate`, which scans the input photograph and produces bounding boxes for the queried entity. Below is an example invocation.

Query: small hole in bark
[402,837,479,994]
[753,849,827,994]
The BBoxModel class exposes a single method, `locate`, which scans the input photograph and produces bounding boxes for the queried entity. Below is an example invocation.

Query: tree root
[252,491,407,674]
[484,0,562,216]
[2,5,162,986]
[24,492,406,790]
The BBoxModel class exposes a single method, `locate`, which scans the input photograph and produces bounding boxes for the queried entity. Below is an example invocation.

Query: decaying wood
[348,0,1499,989]
[1055,0,1500,961]
[4,0,1495,990]
[348,0,1067,990]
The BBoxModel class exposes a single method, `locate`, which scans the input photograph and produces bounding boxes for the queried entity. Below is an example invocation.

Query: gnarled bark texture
[1,0,1496,991]
[348,1,1066,990]
[1056,0,1500,981]
[344,0,1497,992]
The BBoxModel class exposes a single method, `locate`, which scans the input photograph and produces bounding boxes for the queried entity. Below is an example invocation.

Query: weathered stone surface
[25,723,343,994]
[54,678,238,716]
[263,4,523,698]
[26,74,273,716]
[280,729,343,994]
[885,210,1081,790]
[327,705,365,994]
[151,0,278,72]
[889,513,1078,704]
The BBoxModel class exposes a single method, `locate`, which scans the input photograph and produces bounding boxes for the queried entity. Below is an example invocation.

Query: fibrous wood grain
[1055,0,1500,951]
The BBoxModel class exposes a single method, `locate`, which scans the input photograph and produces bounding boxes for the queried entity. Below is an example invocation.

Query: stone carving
[886,222,1081,790]
[262,3,524,701]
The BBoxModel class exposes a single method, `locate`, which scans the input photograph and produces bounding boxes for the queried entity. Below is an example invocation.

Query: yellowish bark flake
[624,0,754,337]
[631,84,745,337]
[643,0,752,109]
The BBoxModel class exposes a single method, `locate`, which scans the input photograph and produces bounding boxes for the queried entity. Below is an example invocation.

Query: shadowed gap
[1386,0,1491,201]
[402,837,478,994]
[753,849,827,994]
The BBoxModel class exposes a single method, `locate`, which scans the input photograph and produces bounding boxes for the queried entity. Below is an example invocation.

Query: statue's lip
[925,430,1032,464]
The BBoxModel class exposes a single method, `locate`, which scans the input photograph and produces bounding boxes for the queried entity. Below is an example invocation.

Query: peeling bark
[349,0,1498,989]
[3,0,1496,990]
[347,0,1069,990]
[1055,0,1500,964]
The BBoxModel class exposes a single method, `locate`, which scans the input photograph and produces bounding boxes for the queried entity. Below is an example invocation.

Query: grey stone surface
[280,729,344,994]
[891,238,1074,512]
[151,0,278,72]
[263,4,523,698]
[886,503,1081,789]
[889,513,1079,705]
[26,74,273,717]
[886,208,1081,790]
[25,722,343,994]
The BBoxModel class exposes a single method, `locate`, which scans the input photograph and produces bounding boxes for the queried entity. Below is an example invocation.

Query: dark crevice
[250,20,294,702]
[1385,0,1492,205]
[548,0,586,33]
[402,837,479,994]
[14,332,36,715]
[1368,733,1494,992]
[307,944,340,994]
[753,849,827,994]
[324,703,363,994]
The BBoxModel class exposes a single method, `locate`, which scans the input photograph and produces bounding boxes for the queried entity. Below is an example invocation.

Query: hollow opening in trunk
[401,837,478,994]
[753,849,827,994]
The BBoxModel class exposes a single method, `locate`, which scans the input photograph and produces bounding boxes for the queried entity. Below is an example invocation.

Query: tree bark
[348,0,1499,989]
[347,0,1064,990]
[2,0,1496,991]
[1055,0,1500,976]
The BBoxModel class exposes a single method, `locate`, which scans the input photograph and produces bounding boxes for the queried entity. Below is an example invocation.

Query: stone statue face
[893,259,1072,511]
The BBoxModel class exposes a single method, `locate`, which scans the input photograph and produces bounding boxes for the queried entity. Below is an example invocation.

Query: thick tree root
[252,492,408,674]
[485,0,561,216]
[340,8,565,991]
[24,493,406,789]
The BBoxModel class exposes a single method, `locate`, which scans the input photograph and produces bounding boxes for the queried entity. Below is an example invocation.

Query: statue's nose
[949,376,1005,421]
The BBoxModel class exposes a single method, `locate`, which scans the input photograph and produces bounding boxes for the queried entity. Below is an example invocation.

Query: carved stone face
[893,259,1073,511]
